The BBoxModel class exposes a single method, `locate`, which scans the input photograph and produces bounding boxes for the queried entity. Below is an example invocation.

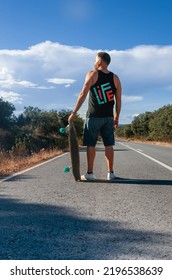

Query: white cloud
[119,113,140,124]
[123,95,143,103]
[132,113,140,118]
[0,90,22,104]
[0,67,13,79]
[65,84,71,88]
[0,79,38,89]
[0,41,171,123]
[110,45,172,88]
[1,42,172,85]
[47,78,76,86]
[0,67,38,89]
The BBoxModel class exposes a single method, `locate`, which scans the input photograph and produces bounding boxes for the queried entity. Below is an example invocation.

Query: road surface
[0,140,172,259]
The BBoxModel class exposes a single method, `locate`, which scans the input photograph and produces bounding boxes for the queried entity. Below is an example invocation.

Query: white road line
[137,149,143,152]
[0,152,68,183]
[119,142,172,172]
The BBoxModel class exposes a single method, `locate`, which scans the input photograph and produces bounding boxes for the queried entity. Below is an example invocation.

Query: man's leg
[87,146,96,173]
[105,145,114,172]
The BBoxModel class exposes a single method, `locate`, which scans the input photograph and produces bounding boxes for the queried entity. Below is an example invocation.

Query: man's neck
[98,66,109,73]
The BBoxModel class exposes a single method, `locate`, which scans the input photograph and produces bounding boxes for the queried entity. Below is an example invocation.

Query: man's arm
[114,75,122,128]
[68,71,97,122]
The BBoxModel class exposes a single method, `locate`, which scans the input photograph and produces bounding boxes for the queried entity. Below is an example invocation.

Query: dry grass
[116,137,172,147]
[128,139,172,147]
[0,148,65,179]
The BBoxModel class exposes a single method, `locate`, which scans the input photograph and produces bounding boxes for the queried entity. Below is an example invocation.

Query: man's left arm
[114,75,122,128]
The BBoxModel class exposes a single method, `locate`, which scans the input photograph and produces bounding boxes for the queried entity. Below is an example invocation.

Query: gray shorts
[83,117,115,147]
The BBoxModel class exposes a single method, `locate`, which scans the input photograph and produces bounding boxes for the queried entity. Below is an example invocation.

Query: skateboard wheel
[64,166,70,173]
[60,127,66,134]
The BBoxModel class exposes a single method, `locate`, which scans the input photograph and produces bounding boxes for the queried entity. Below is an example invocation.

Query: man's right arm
[68,71,97,122]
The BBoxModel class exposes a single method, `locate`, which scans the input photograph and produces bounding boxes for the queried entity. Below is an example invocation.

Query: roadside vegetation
[0,97,171,178]
[0,98,84,178]
[116,104,172,144]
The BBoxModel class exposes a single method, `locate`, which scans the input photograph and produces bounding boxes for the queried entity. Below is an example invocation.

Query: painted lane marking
[0,152,68,183]
[119,142,172,172]
[137,149,143,152]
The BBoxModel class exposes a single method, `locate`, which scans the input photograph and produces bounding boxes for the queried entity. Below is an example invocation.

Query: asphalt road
[0,140,172,260]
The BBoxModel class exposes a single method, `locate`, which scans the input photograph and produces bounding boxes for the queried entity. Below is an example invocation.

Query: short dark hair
[97,52,111,65]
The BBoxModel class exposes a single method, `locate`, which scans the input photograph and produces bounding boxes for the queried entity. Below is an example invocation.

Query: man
[68,52,122,180]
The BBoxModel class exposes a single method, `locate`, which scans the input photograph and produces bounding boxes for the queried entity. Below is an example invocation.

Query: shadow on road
[79,147,129,152]
[0,195,171,260]
[115,178,172,186]
[2,172,172,187]
[82,178,172,186]
[1,174,36,182]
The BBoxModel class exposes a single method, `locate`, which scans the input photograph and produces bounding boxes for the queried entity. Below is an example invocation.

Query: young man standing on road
[68,52,122,180]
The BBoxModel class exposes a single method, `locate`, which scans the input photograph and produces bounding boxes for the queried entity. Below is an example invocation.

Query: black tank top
[86,70,117,117]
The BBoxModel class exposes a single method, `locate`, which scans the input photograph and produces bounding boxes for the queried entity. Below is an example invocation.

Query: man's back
[86,70,117,118]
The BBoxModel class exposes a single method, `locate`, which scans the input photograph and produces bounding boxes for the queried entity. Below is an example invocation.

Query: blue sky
[0,0,172,123]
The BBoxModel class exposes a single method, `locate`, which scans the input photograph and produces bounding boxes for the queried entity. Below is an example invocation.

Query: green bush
[116,104,172,142]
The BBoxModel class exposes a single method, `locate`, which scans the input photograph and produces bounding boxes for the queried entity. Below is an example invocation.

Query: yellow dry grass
[0,148,64,179]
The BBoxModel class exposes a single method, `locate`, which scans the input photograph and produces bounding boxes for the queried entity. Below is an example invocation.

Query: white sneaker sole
[107,176,116,181]
[81,175,95,181]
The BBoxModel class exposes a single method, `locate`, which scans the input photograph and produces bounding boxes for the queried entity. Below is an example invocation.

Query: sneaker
[107,171,116,180]
[81,172,95,181]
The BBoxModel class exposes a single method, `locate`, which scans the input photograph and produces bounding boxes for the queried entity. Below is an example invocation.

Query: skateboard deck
[60,122,81,181]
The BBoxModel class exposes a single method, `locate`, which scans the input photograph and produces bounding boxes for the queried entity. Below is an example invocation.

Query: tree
[132,111,153,138]
[149,105,172,142]
[58,109,72,127]
[124,124,134,138]
[22,106,42,129]
[116,125,134,138]
[36,110,61,135]
[0,98,15,129]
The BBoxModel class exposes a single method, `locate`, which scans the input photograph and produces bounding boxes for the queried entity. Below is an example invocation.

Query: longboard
[60,122,81,181]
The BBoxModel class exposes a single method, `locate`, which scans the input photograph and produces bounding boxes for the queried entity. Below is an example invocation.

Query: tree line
[0,98,84,156]
[0,97,171,158]
[116,104,172,142]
